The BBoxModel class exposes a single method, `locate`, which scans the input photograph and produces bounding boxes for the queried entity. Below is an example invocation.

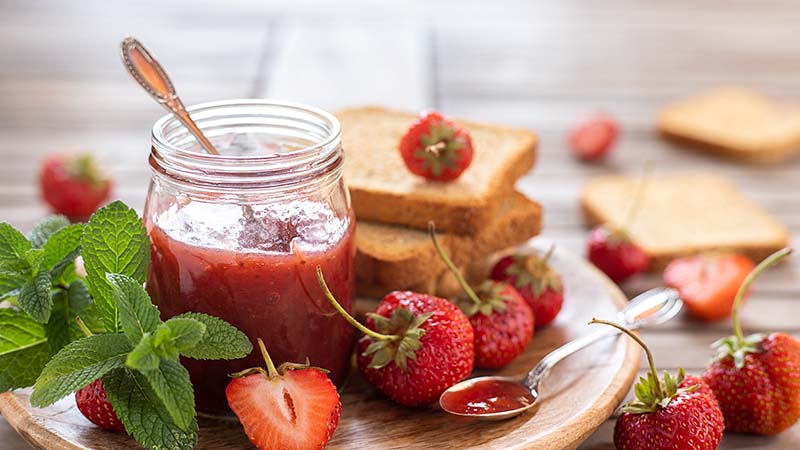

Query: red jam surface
[146,202,356,413]
[440,379,536,415]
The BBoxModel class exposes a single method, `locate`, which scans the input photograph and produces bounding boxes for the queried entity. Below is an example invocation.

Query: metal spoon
[439,287,682,421]
[120,36,219,156]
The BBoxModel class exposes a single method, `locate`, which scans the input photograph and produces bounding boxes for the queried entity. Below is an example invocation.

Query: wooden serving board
[0,242,639,450]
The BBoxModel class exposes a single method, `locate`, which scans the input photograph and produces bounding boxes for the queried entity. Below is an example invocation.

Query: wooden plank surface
[0,0,799,448]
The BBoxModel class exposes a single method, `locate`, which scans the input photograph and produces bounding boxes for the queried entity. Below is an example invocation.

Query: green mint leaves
[82,201,150,333]
[1,200,254,450]
[0,309,50,391]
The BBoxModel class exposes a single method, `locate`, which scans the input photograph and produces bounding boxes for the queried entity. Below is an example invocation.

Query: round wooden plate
[0,241,639,450]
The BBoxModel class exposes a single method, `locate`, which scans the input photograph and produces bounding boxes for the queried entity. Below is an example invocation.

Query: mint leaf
[30,333,132,407]
[82,202,150,333]
[29,216,70,248]
[104,368,198,450]
[0,270,26,299]
[162,318,205,353]
[18,271,53,323]
[175,312,252,360]
[140,359,195,431]
[43,224,84,276]
[0,223,32,270]
[126,334,160,372]
[45,281,94,353]
[107,273,159,343]
[0,309,50,391]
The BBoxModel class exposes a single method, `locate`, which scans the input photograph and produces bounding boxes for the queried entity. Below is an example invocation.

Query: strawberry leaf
[173,312,252,360]
[30,333,132,407]
[104,368,198,450]
[82,201,150,333]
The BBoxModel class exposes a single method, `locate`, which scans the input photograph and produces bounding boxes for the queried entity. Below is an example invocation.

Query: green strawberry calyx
[505,247,563,297]
[413,121,464,177]
[316,266,432,372]
[68,154,107,190]
[429,222,512,317]
[711,247,793,369]
[590,318,699,414]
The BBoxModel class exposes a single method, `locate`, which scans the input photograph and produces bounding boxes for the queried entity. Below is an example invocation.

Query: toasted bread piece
[339,107,537,234]
[581,174,790,270]
[658,88,800,162]
[356,192,543,296]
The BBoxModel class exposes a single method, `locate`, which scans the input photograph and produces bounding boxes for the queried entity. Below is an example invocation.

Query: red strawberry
[317,268,474,407]
[75,378,125,432]
[663,253,754,321]
[590,319,724,450]
[398,111,474,181]
[702,247,800,434]
[227,338,341,450]
[430,223,533,368]
[568,113,618,161]
[490,247,564,327]
[587,225,649,283]
[40,153,112,222]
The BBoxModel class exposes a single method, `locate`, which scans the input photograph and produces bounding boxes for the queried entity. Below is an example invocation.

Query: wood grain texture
[0,0,799,448]
[0,243,639,450]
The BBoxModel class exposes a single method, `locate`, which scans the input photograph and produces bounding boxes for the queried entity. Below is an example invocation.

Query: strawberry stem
[256,338,279,378]
[316,266,396,342]
[75,316,93,337]
[731,247,792,345]
[428,222,482,305]
[590,318,663,399]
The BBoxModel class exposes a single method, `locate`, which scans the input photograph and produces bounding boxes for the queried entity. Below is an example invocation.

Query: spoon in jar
[120,36,219,155]
[439,287,682,421]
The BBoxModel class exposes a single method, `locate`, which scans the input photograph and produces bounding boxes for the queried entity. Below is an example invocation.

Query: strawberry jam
[439,379,536,415]
[144,100,355,413]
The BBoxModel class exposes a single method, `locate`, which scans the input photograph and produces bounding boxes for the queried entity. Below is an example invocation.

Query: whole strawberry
[590,319,724,450]
[40,153,112,222]
[430,223,534,368]
[587,225,648,283]
[490,247,564,327]
[702,247,800,434]
[398,110,474,182]
[317,268,474,407]
[568,113,618,161]
[75,378,125,432]
[227,338,341,450]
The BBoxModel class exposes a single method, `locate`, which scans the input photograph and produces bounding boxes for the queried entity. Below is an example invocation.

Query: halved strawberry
[226,339,341,450]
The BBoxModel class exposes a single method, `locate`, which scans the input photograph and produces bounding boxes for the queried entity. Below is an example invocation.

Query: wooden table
[1,0,798,448]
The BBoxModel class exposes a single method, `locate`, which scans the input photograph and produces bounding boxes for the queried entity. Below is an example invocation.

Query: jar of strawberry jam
[144,100,356,413]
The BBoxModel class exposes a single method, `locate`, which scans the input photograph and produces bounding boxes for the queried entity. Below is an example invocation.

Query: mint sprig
[29,215,70,248]
[82,201,150,333]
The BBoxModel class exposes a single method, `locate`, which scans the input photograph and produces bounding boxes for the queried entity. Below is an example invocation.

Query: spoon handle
[120,37,219,156]
[524,327,617,390]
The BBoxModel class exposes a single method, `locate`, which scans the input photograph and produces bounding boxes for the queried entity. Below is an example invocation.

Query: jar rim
[151,99,341,164]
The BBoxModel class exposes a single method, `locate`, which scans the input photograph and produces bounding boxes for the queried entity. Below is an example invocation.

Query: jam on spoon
[440,378,536,415]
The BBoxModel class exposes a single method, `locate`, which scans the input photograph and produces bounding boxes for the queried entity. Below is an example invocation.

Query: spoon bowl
[439,287,682,420]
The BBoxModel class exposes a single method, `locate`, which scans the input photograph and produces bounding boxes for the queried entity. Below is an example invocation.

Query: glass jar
[144,100,356,413]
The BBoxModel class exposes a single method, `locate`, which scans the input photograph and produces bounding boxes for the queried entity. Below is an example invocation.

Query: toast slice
[658,88,800,162]
[581,174,790,270]
[339,107,537,234]
[356,192,543,296]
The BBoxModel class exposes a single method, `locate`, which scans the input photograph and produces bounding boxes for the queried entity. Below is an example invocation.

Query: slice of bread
[581,174,790,270]
[658,88,800,162]
[339,107,537,234]
[356,192,543,297]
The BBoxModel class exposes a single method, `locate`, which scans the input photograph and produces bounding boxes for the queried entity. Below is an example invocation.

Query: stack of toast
[337,107,541,298]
